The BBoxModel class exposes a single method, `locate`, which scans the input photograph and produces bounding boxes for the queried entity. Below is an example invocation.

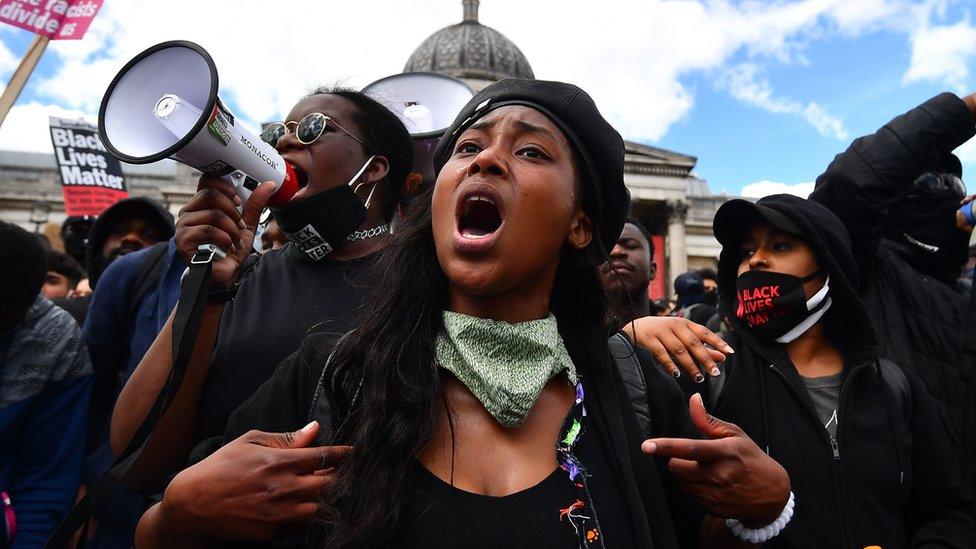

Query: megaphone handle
[224,170,253,211]
[190,170,250,260]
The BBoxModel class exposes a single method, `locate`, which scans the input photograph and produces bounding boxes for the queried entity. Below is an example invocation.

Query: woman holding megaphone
[131,79,791,548]
[109,88,415,497]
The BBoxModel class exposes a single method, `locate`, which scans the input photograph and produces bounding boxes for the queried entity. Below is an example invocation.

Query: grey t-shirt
[801,371,842,438]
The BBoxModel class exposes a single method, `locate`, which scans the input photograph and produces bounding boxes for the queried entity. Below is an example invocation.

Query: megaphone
[98,40,298,209]
[362,72,474,185]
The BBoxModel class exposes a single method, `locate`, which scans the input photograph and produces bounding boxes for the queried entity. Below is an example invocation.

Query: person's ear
[567,211,593,249]
[363,155,390,184]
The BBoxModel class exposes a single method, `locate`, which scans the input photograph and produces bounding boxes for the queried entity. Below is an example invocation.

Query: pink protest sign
[0,0,102,40]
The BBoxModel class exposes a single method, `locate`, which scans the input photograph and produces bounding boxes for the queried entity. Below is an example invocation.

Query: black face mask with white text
[735,269,831,343]
[271,157,376,262]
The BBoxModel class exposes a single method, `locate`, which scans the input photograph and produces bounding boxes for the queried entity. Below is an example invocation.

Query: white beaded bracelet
[725,491,795,544]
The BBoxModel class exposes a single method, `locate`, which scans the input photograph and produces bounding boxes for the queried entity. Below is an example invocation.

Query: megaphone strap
[46,249,216,548]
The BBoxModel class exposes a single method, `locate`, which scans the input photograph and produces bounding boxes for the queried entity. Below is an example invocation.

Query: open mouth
[286,162,311,200]
[458,195,503,239]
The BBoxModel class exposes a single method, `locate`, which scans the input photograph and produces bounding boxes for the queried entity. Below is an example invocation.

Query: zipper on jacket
[767,360,868,547]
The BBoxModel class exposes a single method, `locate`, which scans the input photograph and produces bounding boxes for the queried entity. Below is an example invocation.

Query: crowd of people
[2,76,976,548]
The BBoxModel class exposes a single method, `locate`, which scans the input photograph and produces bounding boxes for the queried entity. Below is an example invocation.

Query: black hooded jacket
[711,194,974,548]
[84,197,175,289]
[810,93,976,495]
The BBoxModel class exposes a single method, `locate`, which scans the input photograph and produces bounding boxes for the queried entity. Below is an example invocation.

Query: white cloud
[954,137,976,168]
[0,0,966,155]
[0,101,94,153]
[0,39,17,81]
[904,14,976,90]
[12,0,904,150]
[741,180,815,198]
[719,64,848,139]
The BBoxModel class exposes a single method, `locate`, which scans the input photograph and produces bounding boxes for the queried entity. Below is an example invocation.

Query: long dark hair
[316,153,607,547]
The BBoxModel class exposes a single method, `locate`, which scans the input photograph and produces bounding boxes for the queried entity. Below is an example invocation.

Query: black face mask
[703,288,719,306]
[272,184,367,262]
[735,269,828,341]
[891,192,970,276]
[271,157,377,262]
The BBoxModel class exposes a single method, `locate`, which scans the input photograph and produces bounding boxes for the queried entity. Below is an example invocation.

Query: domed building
[404,0,534,90]
[402,0,727,297]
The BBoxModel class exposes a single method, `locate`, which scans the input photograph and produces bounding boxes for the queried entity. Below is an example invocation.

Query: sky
[1,0,976,198]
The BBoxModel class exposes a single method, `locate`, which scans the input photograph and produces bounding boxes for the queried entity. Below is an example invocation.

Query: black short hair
[306,87,413,221]
[697,267,718,282]
[625,216,655,257]
[46,250,85,287]
[0,221,46,317]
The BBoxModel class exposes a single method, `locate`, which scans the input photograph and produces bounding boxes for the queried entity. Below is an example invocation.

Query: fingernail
[671,369,681,379]
[694,373,705,384]
[238,238,245,250]
[642,440,657,453]
[300,421,317,433]
[238,218,246,229]
[724,346,735,354]
[710,367,722,377]
[234,195,242,205]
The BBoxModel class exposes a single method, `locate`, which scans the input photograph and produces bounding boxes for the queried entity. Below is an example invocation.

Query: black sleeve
[183,344,320,466]
[634,346,704,549]
[222,331,339,442]
[635,345,698,440]
[903,368,976,548]
[809,93,976,266]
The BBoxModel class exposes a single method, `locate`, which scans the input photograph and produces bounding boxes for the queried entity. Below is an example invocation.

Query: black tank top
[393,463,581,548]
[390,380,636,548]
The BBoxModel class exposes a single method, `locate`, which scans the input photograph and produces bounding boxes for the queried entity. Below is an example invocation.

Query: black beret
[433,78,629,254]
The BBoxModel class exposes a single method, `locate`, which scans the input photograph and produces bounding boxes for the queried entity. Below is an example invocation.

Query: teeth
[467,195,495,205]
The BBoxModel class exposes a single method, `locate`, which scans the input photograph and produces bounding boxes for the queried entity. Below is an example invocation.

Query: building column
[666,200,689,295]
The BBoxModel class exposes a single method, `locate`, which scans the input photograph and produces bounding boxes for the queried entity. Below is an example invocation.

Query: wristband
[725,491,794,544]
[960,203,976,228]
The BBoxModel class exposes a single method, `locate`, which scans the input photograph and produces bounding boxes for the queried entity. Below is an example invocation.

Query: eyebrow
[467,117,557,140]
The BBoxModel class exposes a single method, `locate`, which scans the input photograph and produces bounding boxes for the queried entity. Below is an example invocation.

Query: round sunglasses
[912,172,966,198]
[260,112,365,148]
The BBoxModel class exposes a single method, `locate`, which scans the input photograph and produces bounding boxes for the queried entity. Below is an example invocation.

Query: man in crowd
[80,196,178,547]
[698,267,718,301]
[672,271,718,326]
[0,221,93,548]
[603,217,656,324]
[811,91,976,495]
[43,250,84,300]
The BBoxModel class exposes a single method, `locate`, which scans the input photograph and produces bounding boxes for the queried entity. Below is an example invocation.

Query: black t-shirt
[193,244,376,444]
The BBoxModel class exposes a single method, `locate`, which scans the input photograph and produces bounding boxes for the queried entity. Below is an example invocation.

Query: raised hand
[174,175,277,288]
[642,394,790,526]
[622,316,733,382]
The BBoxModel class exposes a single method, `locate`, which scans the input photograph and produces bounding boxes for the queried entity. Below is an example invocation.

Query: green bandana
[436,310,577,428]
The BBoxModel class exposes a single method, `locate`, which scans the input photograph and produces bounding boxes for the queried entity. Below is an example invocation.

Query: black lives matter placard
[49,116,128,216]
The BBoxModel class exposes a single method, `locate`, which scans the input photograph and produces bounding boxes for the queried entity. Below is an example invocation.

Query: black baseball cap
[713,198,804,246]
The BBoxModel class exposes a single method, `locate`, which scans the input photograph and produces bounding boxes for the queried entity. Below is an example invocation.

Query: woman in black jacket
[706,194,975,548]
[135,79,790,548]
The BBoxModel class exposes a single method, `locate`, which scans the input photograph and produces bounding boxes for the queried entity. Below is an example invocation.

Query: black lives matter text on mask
[48,116,129,216]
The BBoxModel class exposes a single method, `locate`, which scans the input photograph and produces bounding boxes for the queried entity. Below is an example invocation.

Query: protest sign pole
[0,34,50,128]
